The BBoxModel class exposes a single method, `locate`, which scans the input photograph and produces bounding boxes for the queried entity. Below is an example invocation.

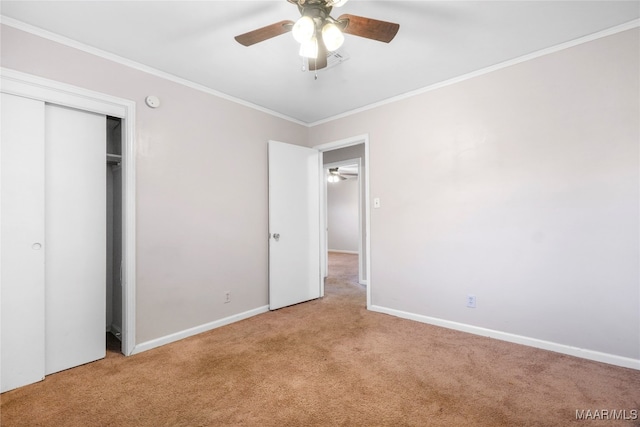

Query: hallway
[325,252,364,305]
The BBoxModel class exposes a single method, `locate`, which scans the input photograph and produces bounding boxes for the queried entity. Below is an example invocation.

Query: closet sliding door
[0,97,106,392]
[44,104,106,375]
[1,93,46,392]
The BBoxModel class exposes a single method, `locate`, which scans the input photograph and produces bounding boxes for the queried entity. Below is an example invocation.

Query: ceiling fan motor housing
[296,2,335,32]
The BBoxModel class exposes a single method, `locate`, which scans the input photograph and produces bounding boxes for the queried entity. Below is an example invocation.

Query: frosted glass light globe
[322,22,344,51]
[299,37,319,59]
[292,16,315,43]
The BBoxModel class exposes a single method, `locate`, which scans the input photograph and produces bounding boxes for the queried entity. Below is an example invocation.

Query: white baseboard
[369,305,640,371]
[131,305,270,355]
[328,249,358,254]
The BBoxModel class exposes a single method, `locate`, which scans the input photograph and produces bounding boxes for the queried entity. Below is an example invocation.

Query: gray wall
[327,177,359,252]
[309,28,640,361]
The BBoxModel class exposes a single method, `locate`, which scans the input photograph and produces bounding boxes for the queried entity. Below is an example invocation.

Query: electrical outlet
[467,294,476,308]
[224,291,231,304]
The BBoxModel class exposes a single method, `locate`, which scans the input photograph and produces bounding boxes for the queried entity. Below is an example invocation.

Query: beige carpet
[2,252,639,426]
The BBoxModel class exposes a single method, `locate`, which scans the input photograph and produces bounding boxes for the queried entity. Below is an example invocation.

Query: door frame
[314,134,371,309]
[1,68,137,356]
[323,158,365,285]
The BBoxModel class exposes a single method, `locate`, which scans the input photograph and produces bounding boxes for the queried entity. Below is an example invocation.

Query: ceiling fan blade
[337,14,399,43]
[309,35,328,71]
[234,20,294,46]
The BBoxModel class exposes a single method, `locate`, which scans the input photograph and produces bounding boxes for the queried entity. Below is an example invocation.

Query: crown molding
[2,15,638,128]
[0,16,307,127]
[308,18,640,127]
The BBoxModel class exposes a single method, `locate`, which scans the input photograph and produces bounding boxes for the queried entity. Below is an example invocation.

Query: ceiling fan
[327,166,358,182]
[234,0,400,71]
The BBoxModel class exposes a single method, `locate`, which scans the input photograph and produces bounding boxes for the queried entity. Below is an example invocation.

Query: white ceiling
[1,1,638,124]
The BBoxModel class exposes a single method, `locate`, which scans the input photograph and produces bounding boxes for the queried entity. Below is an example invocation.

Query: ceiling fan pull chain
[314,57,318,80]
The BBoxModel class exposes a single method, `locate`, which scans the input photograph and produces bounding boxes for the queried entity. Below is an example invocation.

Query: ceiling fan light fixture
[234,0,399,72]
[299,36,319,58]
[328,167,341,182]
[292,16,315,43]
[322,22,344,51]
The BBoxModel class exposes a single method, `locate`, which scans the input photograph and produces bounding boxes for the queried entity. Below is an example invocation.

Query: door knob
[273,233,280,241]
[32,243,42,250]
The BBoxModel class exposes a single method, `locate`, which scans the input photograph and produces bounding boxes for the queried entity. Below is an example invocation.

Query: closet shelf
[107,153,122,164]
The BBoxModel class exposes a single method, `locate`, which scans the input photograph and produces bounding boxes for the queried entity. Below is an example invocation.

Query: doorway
[315,135,371,308]
[324,160,363,286]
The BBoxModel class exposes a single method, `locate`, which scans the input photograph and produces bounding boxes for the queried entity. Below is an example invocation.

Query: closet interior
[106,116,123,352]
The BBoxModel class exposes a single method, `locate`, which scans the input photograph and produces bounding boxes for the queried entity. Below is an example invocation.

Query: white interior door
[268,141,320,310]
[44,104,106,375]
[1,93,46,392]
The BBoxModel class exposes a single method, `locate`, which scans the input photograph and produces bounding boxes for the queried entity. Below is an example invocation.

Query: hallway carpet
[2,253,638,426]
